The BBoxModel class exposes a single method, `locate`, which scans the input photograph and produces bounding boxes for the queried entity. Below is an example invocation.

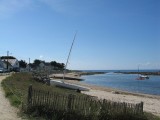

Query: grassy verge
[1,72,160,120]
[1,72,82,119]
[144,112,160,120]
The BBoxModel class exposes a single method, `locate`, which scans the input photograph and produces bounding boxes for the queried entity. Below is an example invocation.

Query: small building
[0,59,5,72]
[0,56,19,72]
[0,58,4,68]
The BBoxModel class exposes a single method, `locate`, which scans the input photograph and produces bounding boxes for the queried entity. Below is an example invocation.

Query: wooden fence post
[140,102,143,114]
[28,84,33,106]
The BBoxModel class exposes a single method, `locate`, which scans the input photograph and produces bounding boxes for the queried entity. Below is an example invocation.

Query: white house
[0,59,4,68]
[0,56,19,71]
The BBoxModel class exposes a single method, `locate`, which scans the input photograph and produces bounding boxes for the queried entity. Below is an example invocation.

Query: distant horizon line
[73,69,160,71]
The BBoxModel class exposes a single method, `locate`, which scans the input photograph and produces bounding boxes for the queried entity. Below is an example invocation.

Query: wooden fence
[27,85,144,120]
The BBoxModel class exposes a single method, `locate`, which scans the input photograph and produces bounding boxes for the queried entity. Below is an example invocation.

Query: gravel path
[0,75,21,120]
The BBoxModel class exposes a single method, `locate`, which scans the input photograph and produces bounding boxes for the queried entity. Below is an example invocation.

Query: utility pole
[29,58,30,72]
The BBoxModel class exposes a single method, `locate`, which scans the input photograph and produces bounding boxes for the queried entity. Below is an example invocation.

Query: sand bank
[49,71,106,81]
[65,80,160,117]
[50,73,83,81]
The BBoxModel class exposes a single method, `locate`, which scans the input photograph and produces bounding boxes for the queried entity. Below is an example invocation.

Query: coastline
[49,71,160,116]
[115,71,160,76]
[65,80,160,116]
[74,70,160,76]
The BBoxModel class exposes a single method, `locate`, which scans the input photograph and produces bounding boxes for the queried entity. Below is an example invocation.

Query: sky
[0,0,160,70]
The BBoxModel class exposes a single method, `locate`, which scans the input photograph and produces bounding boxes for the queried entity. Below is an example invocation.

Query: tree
[58,63,65,70]
[50,61,57,67]
[50,61,65,70]
[33,59,41,67]
[19,60,27,68]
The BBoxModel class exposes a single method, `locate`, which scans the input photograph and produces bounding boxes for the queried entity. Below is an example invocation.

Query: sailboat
[50,33,90,91]
[136,65,149,80]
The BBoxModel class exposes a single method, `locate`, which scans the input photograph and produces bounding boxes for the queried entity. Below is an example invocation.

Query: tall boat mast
[63,32,77,80]
[50,32,89,91]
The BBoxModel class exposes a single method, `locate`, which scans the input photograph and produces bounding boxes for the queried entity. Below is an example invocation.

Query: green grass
[144,112,160,120]
[1,72,84,119]
[1,72,82,107]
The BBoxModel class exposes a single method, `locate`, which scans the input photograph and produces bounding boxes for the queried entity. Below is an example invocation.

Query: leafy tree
[50,61,57,67]
[58,63,65,69]
[19,60,27,68]
[50,61,65,70]
[33,59,41,67]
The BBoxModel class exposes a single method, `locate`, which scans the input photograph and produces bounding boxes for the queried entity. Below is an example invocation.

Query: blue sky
[0,0,160,70]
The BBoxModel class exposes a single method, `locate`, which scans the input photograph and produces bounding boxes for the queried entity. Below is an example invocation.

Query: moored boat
[136,75,149,80]
[136,65,149,80]
[50,79,89,91]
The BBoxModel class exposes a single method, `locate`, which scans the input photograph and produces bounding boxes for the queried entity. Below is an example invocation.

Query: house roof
[0,56,19,67]
[1,56,16,59]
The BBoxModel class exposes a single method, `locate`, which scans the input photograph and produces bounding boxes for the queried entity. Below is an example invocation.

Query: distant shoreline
[78,71,106,76]
[74,70,160,76]
[75,70,160,76]
[72,69,160,76]
[115,71,160,76]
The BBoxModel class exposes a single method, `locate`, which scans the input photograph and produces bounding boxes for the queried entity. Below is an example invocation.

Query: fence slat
[27,84,32,108]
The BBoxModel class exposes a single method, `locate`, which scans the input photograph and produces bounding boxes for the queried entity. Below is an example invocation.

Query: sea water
[81,70,160,95]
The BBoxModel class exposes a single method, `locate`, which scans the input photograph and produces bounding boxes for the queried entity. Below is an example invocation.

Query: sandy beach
[0,75,21,120]
[65,79,160,117]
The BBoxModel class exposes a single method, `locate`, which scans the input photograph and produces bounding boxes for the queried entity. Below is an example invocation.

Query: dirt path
[0,75,21,120]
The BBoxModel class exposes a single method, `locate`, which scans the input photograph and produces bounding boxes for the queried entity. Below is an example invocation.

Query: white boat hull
[136,75,149,80]
[50,79,90,91]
